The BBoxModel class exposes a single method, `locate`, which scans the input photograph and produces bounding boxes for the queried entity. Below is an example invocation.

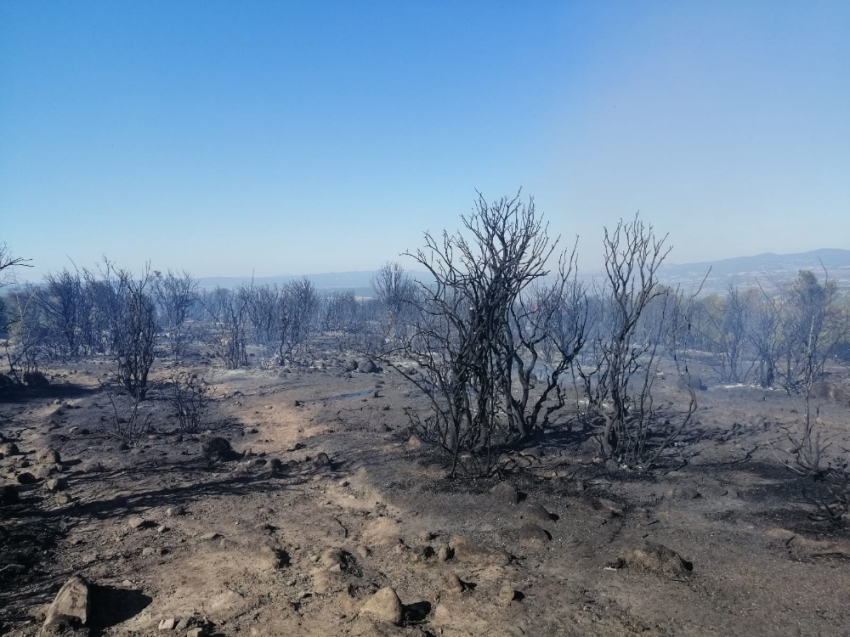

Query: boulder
[0,442,20,457]
[667,486,701,500]
[42,575,91,632]
[16,472,37,485]
[357,360,379,374]
[517,523,551,548]
[312,452,332,469]
[449,535,510,565]
[621,541,693,575]
[36,448,61,464]
[359,587,403,625]
[202,437,239,462]
[519,502,553,523]
[491,482,519,505]
[45,478,67,492]
[444,574,464,594]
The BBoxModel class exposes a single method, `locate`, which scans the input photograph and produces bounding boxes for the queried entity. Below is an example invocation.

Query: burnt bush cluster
[3,195,849,480]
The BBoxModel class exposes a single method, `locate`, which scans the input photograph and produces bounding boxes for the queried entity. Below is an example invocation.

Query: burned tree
[593,215,672,464]
[110,266,158,399]
[205,287,249,369]
[778,269,842,392]
[0,242,31,286]
[696,285,752,384]
[37,268,84,359]
[499,248,587,439]
[388,192,583,477]
[154,270,199,362]
[372,262,416,343]
[276,278,318,365]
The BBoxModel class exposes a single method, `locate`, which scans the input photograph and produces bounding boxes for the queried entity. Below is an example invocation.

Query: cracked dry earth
[2,357,850,637]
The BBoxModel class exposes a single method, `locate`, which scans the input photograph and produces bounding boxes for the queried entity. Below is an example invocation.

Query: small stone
[45,478,67,492]
[166,506,185,517]
[356,545,370,559]
[142,547,166,556]
[597,498,624,516]
[157,525,169,533]
[186,628,206,637]
[36,448,61,464]
[127,516,149,529]
[406,434,423,449]
[54,493,72,505]
[312,452,332,468]
[498,584,518,604]
[319,547,350,569]
[34,464,58,479]
[418,530,435,542]
[258,545,287,569]
[359,587,403,625]
[0,442,20,456]
[158,617,177,630]
[667,486,701,500]
[200,532,221,541]
[445,574,464,594]
[437,545,453,561]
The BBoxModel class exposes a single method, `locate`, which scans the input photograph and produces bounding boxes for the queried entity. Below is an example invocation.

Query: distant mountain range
[655,248,850,294]
[196,249,850,297]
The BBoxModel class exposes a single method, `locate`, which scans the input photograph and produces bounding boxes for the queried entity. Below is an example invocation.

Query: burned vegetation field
[2,202,850,637]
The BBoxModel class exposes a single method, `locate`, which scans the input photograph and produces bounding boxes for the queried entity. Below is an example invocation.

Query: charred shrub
[169,373,211,434]
[23,370,49,388]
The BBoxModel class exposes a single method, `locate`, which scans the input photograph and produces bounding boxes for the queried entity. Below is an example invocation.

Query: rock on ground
[202,437,239,462]
[359,587,403,625]
[491,481,520,505]
[517,523,551,548]
[622,541,693,575]
[42,575,90,633]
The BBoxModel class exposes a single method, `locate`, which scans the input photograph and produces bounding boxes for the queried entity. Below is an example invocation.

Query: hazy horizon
[2,1,848,279]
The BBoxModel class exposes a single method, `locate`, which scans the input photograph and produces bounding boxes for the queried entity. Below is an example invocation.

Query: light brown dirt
[2,353,850,636]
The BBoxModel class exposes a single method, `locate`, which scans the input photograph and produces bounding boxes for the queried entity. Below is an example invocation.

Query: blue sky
[1,1,848,278]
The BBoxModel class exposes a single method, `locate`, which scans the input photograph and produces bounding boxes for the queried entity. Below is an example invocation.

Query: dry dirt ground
[2,352,850,637]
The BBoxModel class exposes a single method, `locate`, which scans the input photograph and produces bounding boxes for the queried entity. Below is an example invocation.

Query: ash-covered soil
[2,353,850,637]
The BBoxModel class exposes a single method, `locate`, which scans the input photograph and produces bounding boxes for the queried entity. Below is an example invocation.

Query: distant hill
[195,249,850,298]
[656,248,850,294]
